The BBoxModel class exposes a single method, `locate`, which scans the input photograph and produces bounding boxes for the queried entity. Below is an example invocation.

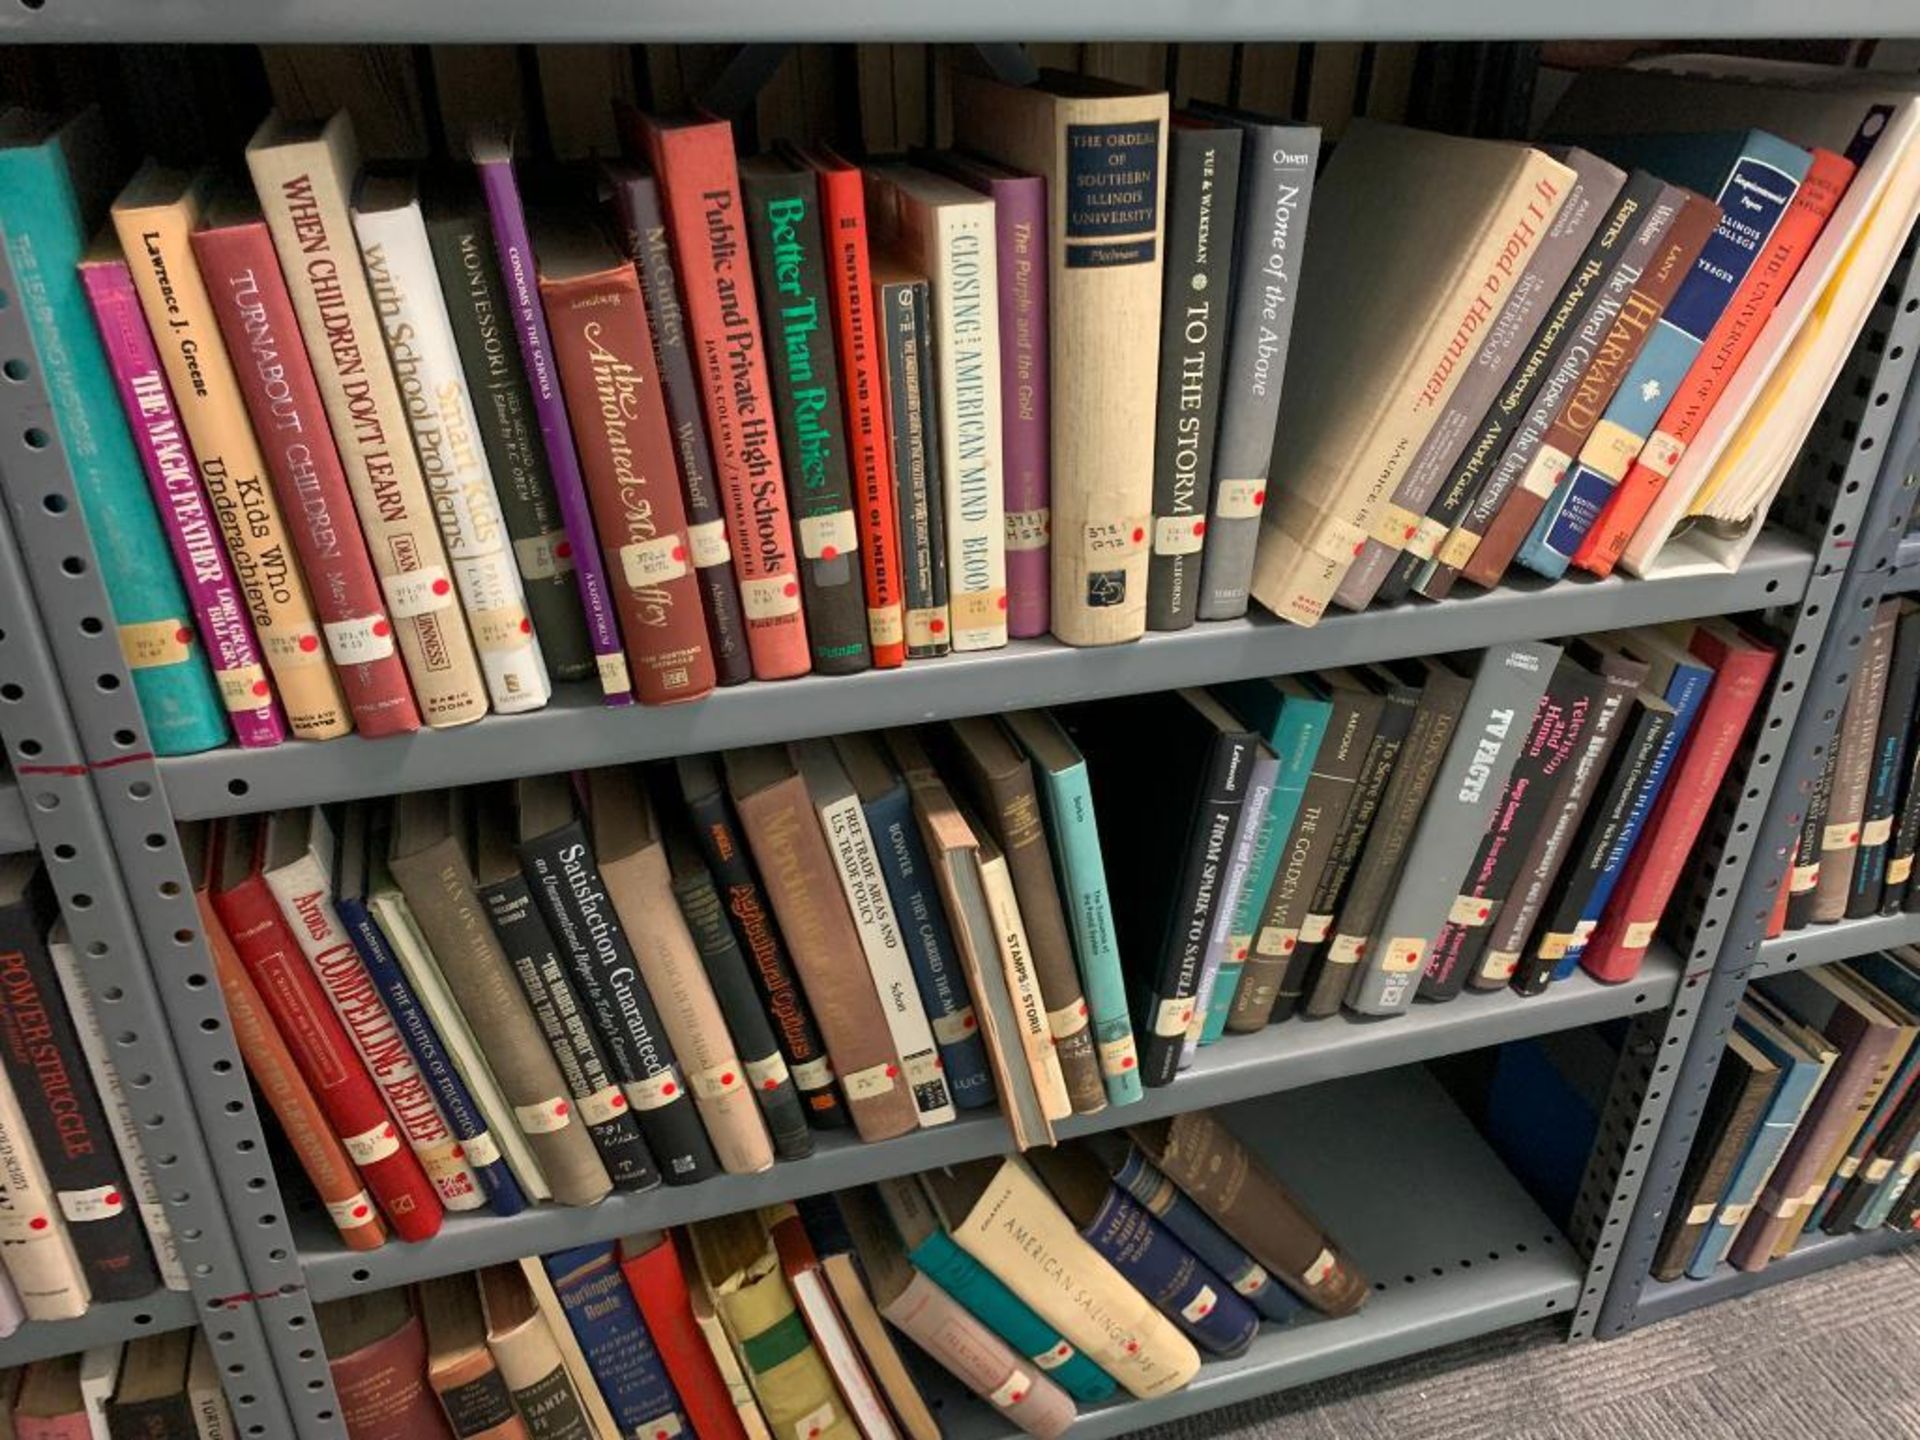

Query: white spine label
[322,614,397,666]
[514,1097,574,1135]
[687,519,731,569]
[380,566,458,619]
[342,1120,402,1165]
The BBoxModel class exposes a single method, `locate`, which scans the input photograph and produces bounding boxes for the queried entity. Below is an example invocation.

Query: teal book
[0,109,226,754]
[1006,709,1142,1107]
[1523,128,1811,576]
[1203,677,1331,1042]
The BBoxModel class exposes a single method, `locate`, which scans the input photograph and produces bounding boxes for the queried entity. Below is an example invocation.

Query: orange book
[1575,147,1855,574]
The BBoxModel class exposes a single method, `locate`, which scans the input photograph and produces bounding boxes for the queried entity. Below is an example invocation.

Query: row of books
[194,617,1766,1252]
[0,1331,232,1440]
[0,859,187,1326]
[320,1115,1359,1440]
[1770,597,1920,931]
[1654,950,1920,1281]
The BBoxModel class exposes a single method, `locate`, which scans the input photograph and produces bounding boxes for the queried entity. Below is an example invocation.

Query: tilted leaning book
[618,1231,752,1440]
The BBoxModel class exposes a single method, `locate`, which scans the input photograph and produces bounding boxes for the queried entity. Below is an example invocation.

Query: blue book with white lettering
[0,109,227,753]
[1521,130,1811,576]
[544,1242,687,1436]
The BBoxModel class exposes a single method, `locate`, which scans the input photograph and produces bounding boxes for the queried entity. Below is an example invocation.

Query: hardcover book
[320,1292,457,1440]
[477,1263,596,1440]
[977,833,1074,1124]
[420,1273,530,1440]
[1187,746,1276,1060]
[104,1333,197,1440]
[765,1205,900,1440]
[543,1243,688,1440]
[0,1052,92,1319]
[1853,601,1920,916]
[871,256,950,658]
[618,1232,751,1440]
[1651,1029,1779,1281]
[1813,601,1896,921]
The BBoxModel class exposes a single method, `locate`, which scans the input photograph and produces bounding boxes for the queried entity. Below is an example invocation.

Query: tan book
[1250,123,1575,625]
[420,1272,529,1439]
[681,1233,775,1440]
[978,834,1074,1125]
[476,1263,596,1439]
[246,108,489,726]
[387,790,612,1205]
[108,169,348,738]
[517,1258,624,1440]
[186,1333,234,1440]
[723,746,918,1144]
[586,767,775,1176]
[950,69,1169,647]
[922,1157,1201,1399]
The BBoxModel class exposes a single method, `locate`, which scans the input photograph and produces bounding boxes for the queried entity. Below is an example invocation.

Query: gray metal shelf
[1754,911,1920,977]
[0,777,29,854]
[1894,531,1920,586]
[155,535,1812,821]
[0,1293,198,1371]
[5,0,1918,43]
[296,952,1677,1303]
[1634,1226,1919,1327]
[933,1066,1581,1439]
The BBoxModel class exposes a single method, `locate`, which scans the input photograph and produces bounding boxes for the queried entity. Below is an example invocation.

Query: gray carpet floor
[1140,1249,1920,1438]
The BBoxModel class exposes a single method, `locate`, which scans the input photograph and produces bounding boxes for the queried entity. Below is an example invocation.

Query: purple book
[928,153,1050,639]
[473,131,635,706]
[78,255,284,749]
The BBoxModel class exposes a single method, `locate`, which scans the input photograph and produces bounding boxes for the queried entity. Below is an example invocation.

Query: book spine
[0,894,158,1301]
[113,198,352,742]
[335,896,526,1216]
[981,854,1074,1123]
[0,140,226,754]
[478,873,660,1191]
[77,259,283,748]
[1690,1060,1824,1277]
[645,121,811,680]
[46,935,184,1288]
[0,1061,92,1319]
[814,164,908,662]
[425,207,597,683]
[1231,702,1331,1019]
[861,786,996,1108]
[1338,151,1619,610]
[993,176,1051,640]
[1200,126,1317,621]
[430,1355,527,1440]
[1186,755,1275,1063]
[878,1273,1074,1440]
[265,852,483,1210]
[545,1244,688,1437]
[680,772,846,1128]
[701,1233,851,1440]
[1653,1055,1775,1278]
[210,876,443,1240]
[612,173,754,685]
[540,265,718,704]
[1785,709,1842,931]
[353,202,554,713]
[1886,687,1920,913]
[1849,609,1920,917]
[879,277,950,657]
[189,222,422,738]
[619,1238,750,1440]
[1080,1184,1259,1357]
[926,205,1008,652]
[202,892,386,1251]
[247,137,491,726]
[670,863,815,1159]
[473,156,634,702]
[1148,128,1241,633]
[1814,607,1896,922]
[332,1314,451,1438]
[515,823,718,1185]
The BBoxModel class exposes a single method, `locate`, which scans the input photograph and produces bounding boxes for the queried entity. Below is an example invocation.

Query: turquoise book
[0,109,226,754]
[1203,678,1331,1042]
[1006,709,1143,1107]
[1522,129,1811,577]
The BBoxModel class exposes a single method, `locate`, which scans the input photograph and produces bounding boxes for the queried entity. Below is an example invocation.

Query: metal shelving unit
[0,1295,200,1371]
[1755,911,1920,977]
[1635,1226,1917,1327]
[0,779,29,854]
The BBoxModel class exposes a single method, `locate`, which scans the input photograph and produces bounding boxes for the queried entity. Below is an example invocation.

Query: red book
[325,1296,457,1440]
[630,110,811,682]
[617,1232,747,1440]
[535,220,717,706]
[799,147,907,669]
[208,819,443,1242]
[1582,622,1775,982]
[192,203,422,739]
[1575,148,1856,575]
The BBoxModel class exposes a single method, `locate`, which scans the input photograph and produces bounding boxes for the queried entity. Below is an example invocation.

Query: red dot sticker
[783,581,799,598]
[657,1430,669,1439]
[822,545,838,560]
[884,1065,898,1079]
[1193,520,1207,536]
[1078,1001,1088,1017]
[520,617,533,634]
[1009,1392,1025,1404]
[1121,1056,1136,1070]
[1477,906,1490,920]
[611,1094,627,1109]
[996,594,1008,610]
[1131,527,1146,544]
[28,1216,46,1231]
[372,620,391,639]
[252,680,271,697]
[1352,541,1364,556]
[555,541,573,559]
[1281,936,1295,953]
[661,1082,677,1098]
[930,618,947,634]
[1252,489,1267,506]
[672,544,688,562]
[1125,1339,1140,1354]
[104,1192,121,1208]
[299,634,320,654]
[1235,946,1248,961]
[720,1072,735,1087]
[351,1204,369,1220]
[553,1101,569,1117]
[174,626,193,646]
[383,1124,396,1139]
[1404,525,1417,540]
[933,1056,944,1070]
[432,578,452,597]
[763,1077,779,1091]
[451,1145,465,1160]
[962,1013,976,1030]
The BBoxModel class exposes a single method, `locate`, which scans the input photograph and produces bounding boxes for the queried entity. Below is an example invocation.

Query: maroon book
[322,1295,456,1440]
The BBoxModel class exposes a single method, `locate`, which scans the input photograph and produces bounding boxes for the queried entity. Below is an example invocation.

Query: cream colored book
[0,1062,90,1321]
[187,1332,234,1440]
[246,109,489,726]
[1250,123,1574,625]
[684,1241,775,1440]
[923,1157,1201,1400]
[78,1345,118,1440]
[477,1262,597,1435]
[351,171,553,714]
[518,1258,625,1439]
[587,767,774,1176]
[977,836,1073,1124]
[950,68,1169,647]
[109,168,348,737]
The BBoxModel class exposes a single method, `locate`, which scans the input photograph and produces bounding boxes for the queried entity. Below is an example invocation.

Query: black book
[421,178,595,682]
[1786,734,1841,931]
[1146,119,1242,632]
[874,257,949,659]
[1422,656,1608,1002]
[1067,691,1257,1086]
[0,858,159,1301]
[675,755,848,1130]
[514,776,719,1185]
[1377,169,1666,604]
[604,162,755,688]
[653,772,814,1162]
[1650,1029,1777,1280]
[1852,600,1920,916]
[472,804,659,1193]
[1891,700,1920,913]
[738,156,872,675]
[1512,690,1676,997]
